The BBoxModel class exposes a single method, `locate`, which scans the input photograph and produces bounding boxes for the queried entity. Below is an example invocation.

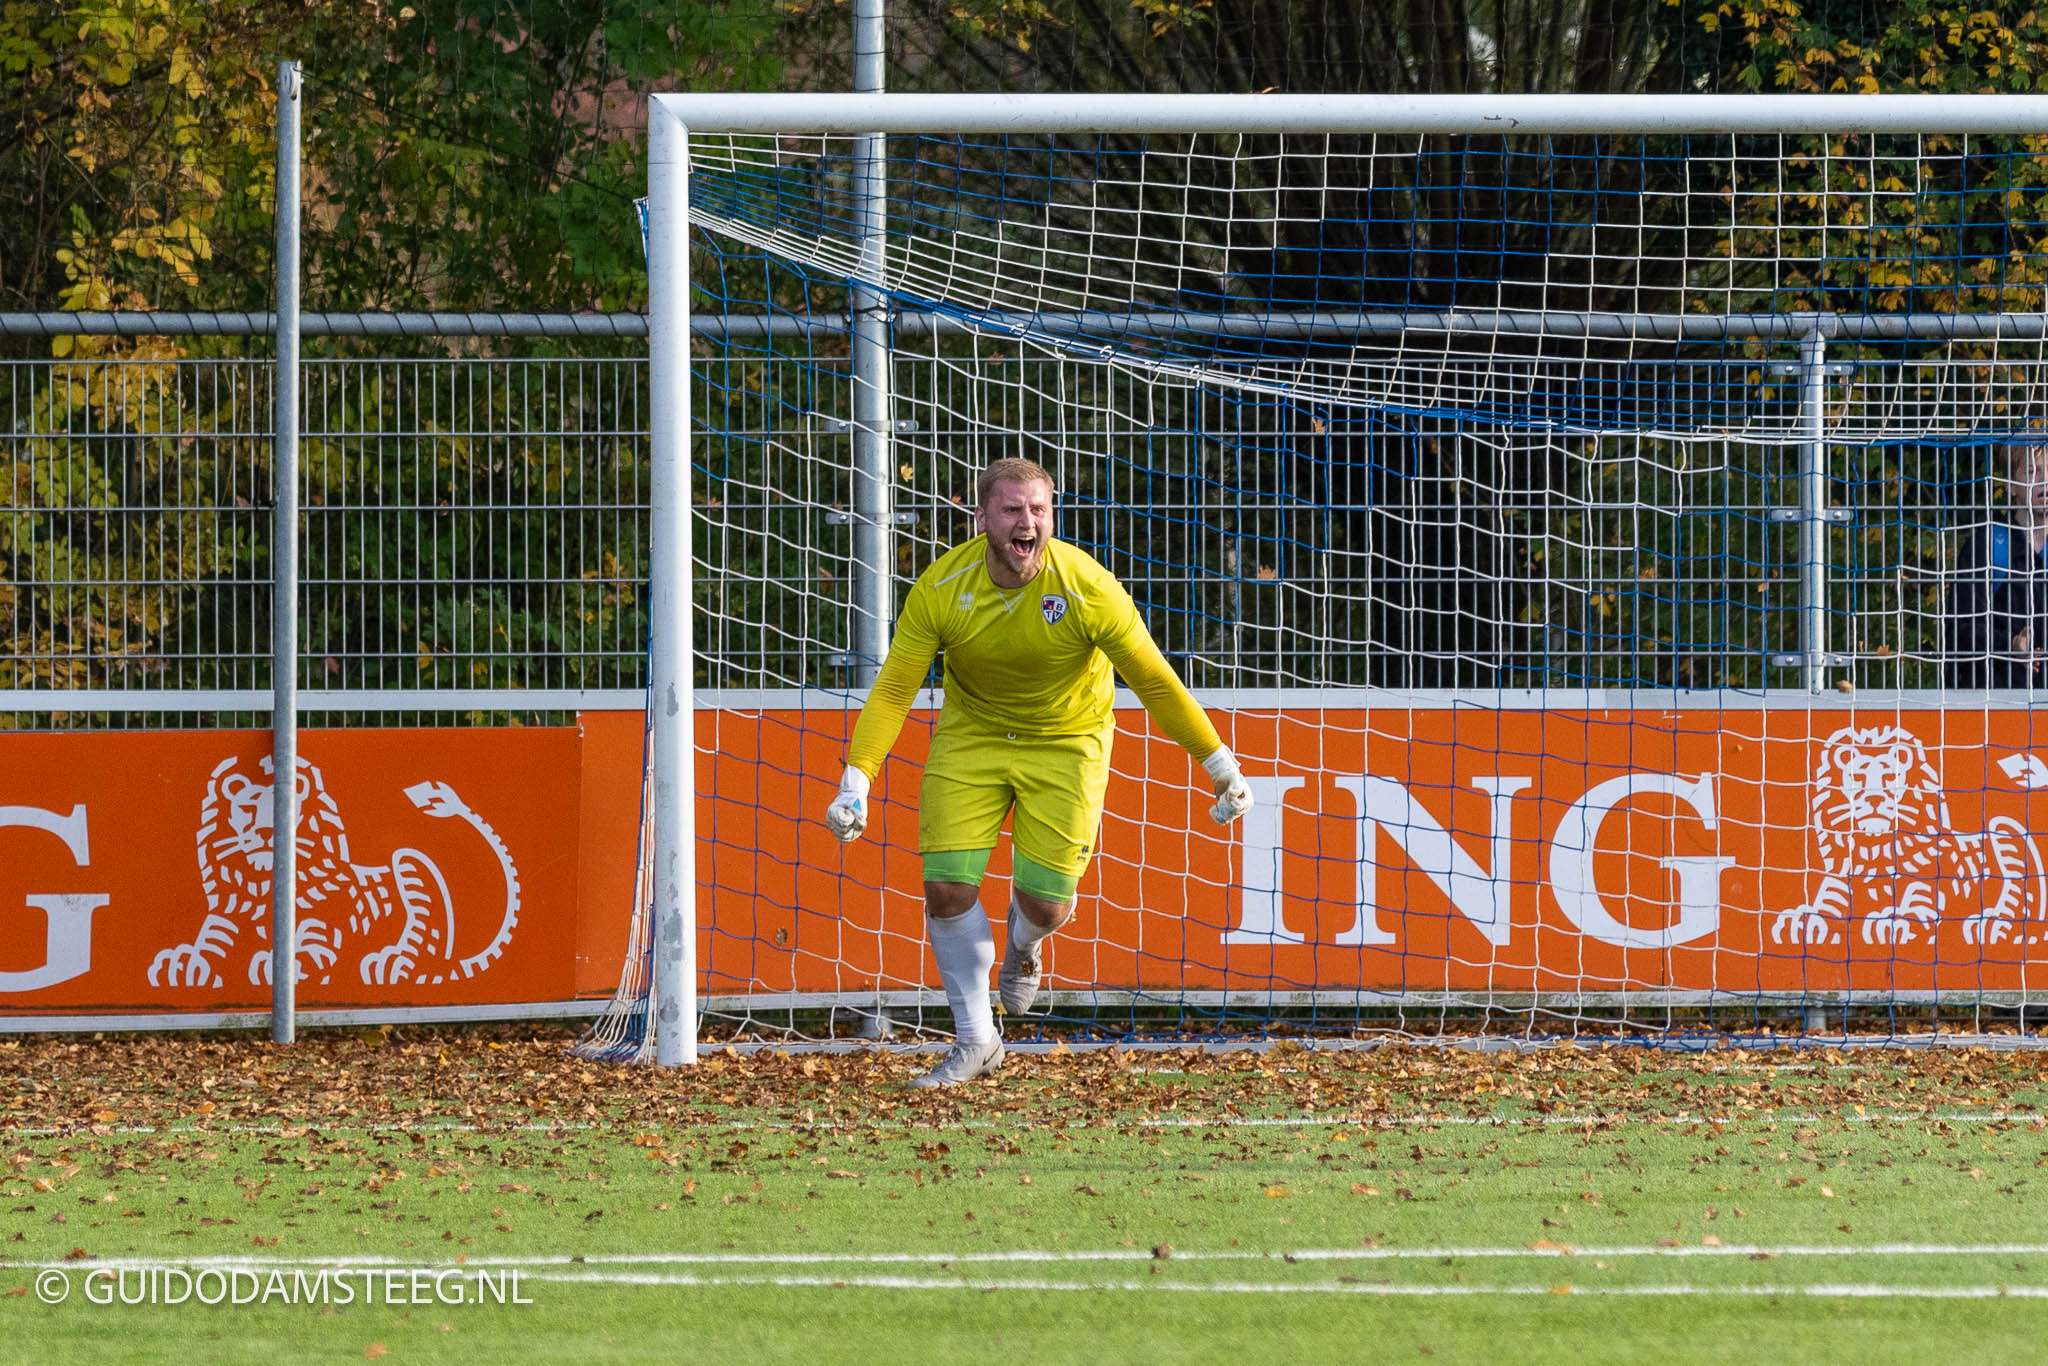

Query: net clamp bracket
[819,418,921,435]
[1768,507,1852,523]
[1766,361,1858,377]
[1770,652,1855,668]
[826,510,919,526]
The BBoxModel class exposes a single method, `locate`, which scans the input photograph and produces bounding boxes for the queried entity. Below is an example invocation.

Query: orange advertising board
[8,705,2048,1023]
[0,725,642,1016]
[704,706,2048,1001]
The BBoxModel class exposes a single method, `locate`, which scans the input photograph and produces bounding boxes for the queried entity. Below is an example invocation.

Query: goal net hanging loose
[598,93,2048,1062]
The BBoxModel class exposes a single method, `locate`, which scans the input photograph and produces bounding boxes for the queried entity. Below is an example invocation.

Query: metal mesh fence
[0,345,650,729]
[0,335,2020,718]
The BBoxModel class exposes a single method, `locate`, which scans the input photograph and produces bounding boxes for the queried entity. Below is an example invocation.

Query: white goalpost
[614,92,2048,1065]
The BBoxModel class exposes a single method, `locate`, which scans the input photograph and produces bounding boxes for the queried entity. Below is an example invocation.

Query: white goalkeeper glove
[824,765,871,843]
[1201,747,1254,826]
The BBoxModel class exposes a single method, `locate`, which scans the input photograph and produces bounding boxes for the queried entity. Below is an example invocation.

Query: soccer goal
[594,92,2048,1064]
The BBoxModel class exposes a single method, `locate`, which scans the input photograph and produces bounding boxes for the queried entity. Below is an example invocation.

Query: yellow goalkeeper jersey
[845,535,1223,778]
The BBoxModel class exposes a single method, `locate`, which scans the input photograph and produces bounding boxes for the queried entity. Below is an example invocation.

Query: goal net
[592,95,2048,1060]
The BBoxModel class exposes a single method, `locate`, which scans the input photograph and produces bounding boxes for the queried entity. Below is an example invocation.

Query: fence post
[848,0,893,687]
[1784,324,1850,1037]
[1769,325,1850,696]
[1797,329,1831,695]
[270,59,302,1044]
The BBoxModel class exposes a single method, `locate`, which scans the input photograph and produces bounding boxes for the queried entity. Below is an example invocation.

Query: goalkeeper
[824,458,1253,1088]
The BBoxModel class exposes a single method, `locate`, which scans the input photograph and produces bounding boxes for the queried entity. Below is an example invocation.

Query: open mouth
[1010,536,1038,557]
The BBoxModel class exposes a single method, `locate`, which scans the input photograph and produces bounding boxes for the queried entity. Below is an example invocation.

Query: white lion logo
[148,755,521,990]
[1769,725,2045,947]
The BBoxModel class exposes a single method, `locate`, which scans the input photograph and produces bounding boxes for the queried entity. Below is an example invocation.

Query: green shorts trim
[1011,851,1079,902]
[919,847,1080,902]
[922,847,993,886]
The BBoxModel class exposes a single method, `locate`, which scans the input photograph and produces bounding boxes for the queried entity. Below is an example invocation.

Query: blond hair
[976,457,1055,508]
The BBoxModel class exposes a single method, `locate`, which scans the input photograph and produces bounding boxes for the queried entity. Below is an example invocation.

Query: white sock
[927,905,997,1047]
[1007,895,1060,951]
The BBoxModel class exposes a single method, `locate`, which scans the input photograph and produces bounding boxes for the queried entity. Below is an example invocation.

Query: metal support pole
[270,60,302,1044]
[1797,330,1829,695]
[848,0,893,687]
[648,100,698,1067]
[1768,331,1852,689]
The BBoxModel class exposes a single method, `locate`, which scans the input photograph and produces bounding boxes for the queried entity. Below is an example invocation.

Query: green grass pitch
[5,1028,2048,1363]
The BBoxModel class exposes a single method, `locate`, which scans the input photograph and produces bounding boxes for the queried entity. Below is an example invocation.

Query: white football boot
[910,1036,1006,1089]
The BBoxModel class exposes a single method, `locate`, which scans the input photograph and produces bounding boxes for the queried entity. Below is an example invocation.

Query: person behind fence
[821,457,1254,1088]
[1948,442,2048,689]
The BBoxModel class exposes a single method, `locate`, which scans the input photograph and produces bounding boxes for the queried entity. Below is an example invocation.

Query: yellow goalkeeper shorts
[918,717,1114,879]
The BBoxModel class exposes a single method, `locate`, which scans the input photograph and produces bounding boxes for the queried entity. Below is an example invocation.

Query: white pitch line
[425,1272,2048,1299]
[16,1243,2048,1273]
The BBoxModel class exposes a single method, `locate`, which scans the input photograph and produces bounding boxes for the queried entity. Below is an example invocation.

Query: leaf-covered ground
[12,1026,2048,1132]
[5,1028,2048,1364]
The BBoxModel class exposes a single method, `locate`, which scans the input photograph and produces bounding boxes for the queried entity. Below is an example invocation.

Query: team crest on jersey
[1041,594,1068,625]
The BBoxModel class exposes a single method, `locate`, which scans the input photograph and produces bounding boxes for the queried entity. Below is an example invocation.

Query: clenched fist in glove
[1201,747,1254,826]
[825,765,871,842]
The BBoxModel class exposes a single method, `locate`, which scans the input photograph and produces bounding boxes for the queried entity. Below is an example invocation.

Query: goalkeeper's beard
[985,533,1045,587]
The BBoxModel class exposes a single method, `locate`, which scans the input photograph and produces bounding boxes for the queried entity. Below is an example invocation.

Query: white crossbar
[655,92,2048,136]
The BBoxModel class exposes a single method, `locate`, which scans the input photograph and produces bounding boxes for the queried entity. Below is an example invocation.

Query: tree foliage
[876,0,1690,96]
[306,0,783,313]
[0,0,286,324]
[1,0,785,325]
[0,1,784,704]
